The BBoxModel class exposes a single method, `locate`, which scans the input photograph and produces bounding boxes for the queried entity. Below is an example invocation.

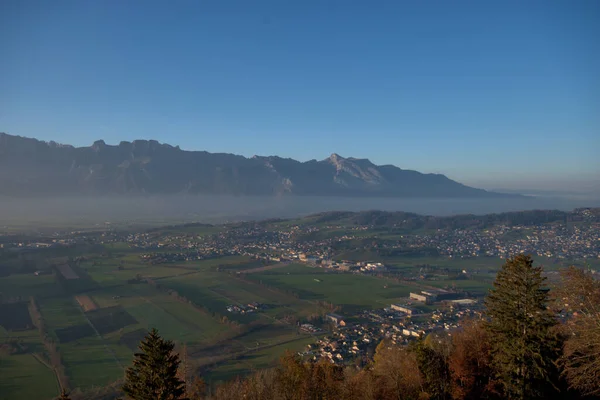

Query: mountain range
[0,133,512,198]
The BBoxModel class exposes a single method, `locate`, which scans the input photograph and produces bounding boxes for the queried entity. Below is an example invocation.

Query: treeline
[146,222,215,233]
[233,273,304,300]
[64,255,600,400]
[307,208,596,230]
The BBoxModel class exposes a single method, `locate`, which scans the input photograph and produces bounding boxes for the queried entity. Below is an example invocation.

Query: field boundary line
[152,269,205,281]
[230,273,319,307]
[201,334,317,374]
[237,262,290,274]
[31,352,53,370]
[135,291,204,334]
[30,353,62,396]
[169,286,258,350]
[74,298,124,370]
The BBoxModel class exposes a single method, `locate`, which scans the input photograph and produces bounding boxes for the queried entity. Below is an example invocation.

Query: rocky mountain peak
[326,153,347,169]
[0,132,506,198]
[92,140,106,151]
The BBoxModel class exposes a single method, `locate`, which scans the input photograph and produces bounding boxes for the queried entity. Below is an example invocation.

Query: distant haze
[1,195,599,231]
[470,176,600,197]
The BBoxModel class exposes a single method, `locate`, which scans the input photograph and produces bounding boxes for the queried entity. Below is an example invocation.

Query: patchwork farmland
[2,249,341,399]
[0,224,501,400]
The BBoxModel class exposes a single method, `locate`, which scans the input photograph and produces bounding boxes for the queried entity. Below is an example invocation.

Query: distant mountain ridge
[0,132,514,198]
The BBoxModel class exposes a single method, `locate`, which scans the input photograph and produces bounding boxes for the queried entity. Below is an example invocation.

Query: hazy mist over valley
[2,194,599,231]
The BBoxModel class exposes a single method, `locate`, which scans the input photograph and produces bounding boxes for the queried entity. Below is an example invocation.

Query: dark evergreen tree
[122,328,187,400]
[485,254,561,399]
[414,338,451,400]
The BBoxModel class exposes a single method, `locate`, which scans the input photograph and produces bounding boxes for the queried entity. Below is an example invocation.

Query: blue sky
[1,0,598,191]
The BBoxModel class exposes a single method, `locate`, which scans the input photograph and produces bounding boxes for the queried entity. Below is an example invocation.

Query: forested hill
[298,208,600,230]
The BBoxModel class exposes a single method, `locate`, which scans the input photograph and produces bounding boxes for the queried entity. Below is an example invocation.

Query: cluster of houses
[305,290,484,365]
[226,302,264,314]
[305,326,378,363]
[401,220,600,260]
[289,253,388,274]
[251,249,388,275]
[1,238,78,250]
[300,323,322,333]
[139,249,237,264]
[323,260,386,272]
[139,252,203,263]
[5,207,599,268]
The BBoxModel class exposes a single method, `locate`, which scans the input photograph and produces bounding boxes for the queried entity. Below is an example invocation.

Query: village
[2,208,598,265]
[299,288,483,365]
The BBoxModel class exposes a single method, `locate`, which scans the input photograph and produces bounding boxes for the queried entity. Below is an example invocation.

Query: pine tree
[122,328,187,400]
[485,254,560,399]
[414,338,451,400]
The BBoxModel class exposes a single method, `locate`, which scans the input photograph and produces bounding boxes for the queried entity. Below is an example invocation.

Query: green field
[0,351,59,400]
[0,328,60,400]
[247,264,413,311]
[83,263,191,286]
[0,273,61,299]
[160,275,264,324]
[39,297,127,389]
[118,285,228,343]
[0,253,325,396]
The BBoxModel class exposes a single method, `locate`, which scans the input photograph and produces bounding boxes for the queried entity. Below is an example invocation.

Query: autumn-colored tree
[343,369,378,400]
[372,339,423,399]
[554,266,600,397]
[447,319,498,399]
[274,352,310,400]
[301,359,345,400]
[485,254,561,399]
[187,376,207,400]
[57,389,71,400]
[211,369,277,400]
[241,369,277,400]
[122,328,187,400]
[212,377,245,400]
